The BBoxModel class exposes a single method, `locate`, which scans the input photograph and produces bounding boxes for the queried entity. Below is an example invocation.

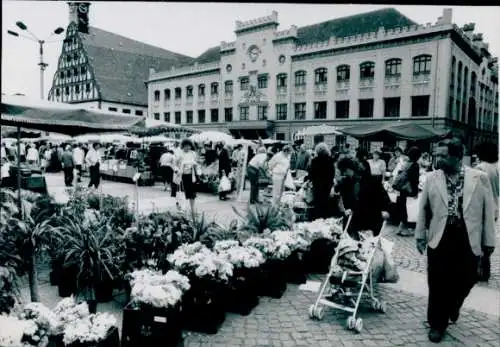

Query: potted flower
[242,237,290,298]
[19,302,60,346]
[271,230,310,284]
[62,313,119,347]
[214,242,265,315]
[296,218,343,274]
[168,242,232,334]
[121,269,189,347]
[0,315,39,347]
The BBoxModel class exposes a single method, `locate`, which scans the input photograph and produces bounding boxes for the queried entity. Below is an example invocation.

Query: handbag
[406,195,420,223]
[392,168,412,195]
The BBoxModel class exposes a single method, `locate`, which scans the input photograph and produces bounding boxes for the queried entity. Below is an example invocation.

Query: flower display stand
[180,278,226,334]
[284,251,307,284]
[304,238,337,274]
[257,260,287,299]
[121,302,183,347]
[223,268,260,316]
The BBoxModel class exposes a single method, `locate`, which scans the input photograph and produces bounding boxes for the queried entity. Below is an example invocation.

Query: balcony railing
[412,72,431,84]
[359,78,375,89]
[336,81,350,90]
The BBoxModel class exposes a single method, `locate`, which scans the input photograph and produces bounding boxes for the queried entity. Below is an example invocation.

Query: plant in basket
[18,302,60,346]
[232,204,294,234]
[270,230,310,284]
[242,237,290,298]
[168,242,233,334]
[62,312,118,347]
[122,269,189,347]
[295,218,344,274]
[58,215,124,311]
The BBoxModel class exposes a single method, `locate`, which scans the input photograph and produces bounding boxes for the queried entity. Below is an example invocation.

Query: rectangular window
[224,81,233,93]
[239,106,249,121]
[186,87,193,98]
[210,83,218,95]
[413,55,432,75]
[276,104,287,120]
[211,109,219,122]
[174,88,181,99]
[164,89,171,100]
[258,75,268,89]
[411,95,430,117]
[65,87,70,95]
[240,78,249,91]
[122,108,131,114]
[186,111,193,124]
[384,97,400,118]
[198,110,205,123]
[359,99,374,118]
[276,133,285,141]
[314,101,327,119]
[175,111,181,124]
[315,69,328,85]
[109,107,118,112]
[335,101,349,119]
[257,106,268,120]
[135,110,143,116]
[198,85,205,97]
[153,112,160,120]
[224,108,233,122]
[85,83,90,93]
[163,112,170,122]
[277,74,287,89]
[294,103,306,120]
[295,71,306,86]
[337,66,350,82]
[75,85,80,93]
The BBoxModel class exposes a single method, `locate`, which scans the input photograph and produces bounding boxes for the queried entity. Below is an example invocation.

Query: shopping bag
[284,171,295,190]
[218,175,231,193]
[406,195,420,223]
[380,238,399,283]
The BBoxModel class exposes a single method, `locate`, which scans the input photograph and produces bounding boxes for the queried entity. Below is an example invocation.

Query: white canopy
[189,131,234,144]
[295,124,343,139]
[73,133,141,144]
[143,135,177,144]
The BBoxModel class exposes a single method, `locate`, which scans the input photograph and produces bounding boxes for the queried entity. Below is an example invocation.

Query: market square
[1,2,499,347]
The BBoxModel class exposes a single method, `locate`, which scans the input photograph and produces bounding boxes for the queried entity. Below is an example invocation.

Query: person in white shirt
[268,145,293,205]
[246,146,268,204]
[86,143,102,189]
[1,157,11,186]
[19,142,26,162]
[368,150,386,182]
[176,139,200,219]
[26,145,39,166]
[72,144,84,183]
[159,148,175,192]
[1,143,7,160]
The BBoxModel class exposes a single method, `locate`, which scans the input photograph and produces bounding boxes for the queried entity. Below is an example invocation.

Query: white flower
[62,313,117,345]
[22,302,59,334]
[213,240,240,253]
[271,230,309,253]
[0,315,34,347]
[217,246,265,269]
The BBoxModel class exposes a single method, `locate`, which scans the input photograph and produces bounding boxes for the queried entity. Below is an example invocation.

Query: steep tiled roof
[184,8,417,66]
[80,26,194,105]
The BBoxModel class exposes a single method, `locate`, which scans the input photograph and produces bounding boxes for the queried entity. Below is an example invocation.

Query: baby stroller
[308,214,388,333]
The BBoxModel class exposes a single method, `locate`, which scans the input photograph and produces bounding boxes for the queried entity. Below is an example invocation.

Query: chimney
[441,8,452,25]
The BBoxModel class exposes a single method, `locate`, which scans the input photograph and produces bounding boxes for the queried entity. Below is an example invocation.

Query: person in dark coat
[336,156,391,239]
[397,146,422,236]
[61,145,75,187]
[308,143,336,220]
[216,142,232,200]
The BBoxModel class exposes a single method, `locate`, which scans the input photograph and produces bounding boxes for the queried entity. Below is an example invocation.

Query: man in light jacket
[268,145,292,205]
[72,144,84,183]
[415,137,495,343]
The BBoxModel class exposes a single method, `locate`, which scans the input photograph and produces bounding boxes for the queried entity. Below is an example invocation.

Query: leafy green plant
[232,204,294,234]
[199,218,242,249]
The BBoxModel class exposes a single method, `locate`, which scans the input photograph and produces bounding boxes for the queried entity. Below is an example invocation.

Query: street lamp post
[7,22,65,100]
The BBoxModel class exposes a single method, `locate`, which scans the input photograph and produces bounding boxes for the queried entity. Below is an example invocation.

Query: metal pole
[16,126,22,216]
[38,40,50,136]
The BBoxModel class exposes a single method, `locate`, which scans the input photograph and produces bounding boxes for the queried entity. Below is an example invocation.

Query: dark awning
[340,123,450,141]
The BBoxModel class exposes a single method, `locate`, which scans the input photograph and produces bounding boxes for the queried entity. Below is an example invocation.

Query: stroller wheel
[308,305,315,319]
[378,301,387,313]
[314,306,324,320]
[346,316,355,330]
[371,299,380,311]
[354,318,363,333]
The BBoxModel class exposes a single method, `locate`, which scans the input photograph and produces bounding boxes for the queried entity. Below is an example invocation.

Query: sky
[2,1,500,98]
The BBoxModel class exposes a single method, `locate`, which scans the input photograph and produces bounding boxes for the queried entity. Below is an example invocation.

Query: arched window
[359,61,375,80]
[276,73,287,88]
[210,82,219,95]
[174,87,182,99]
[385,58,402,77]
[186,85,193,97]
[463,66,469,95]
[153,90,160,101]
[471,71,477,95]
[413,54,432,75]
[336,65,350,82]
[295,70,306,86]
[314,68,328,84]
[60,71,65,79]
[55,88,60,97]
[198,84,205,96]
[164,89,170,101]
[451,56,456,88]
[457,61,463,93]
[81,66,86,75]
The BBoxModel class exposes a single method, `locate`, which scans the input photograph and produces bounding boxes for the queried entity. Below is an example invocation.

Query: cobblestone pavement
[44,173,500,291]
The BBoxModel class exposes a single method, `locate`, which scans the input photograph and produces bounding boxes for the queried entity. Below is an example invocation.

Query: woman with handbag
[177,139,200,221]
[393,147,421,236]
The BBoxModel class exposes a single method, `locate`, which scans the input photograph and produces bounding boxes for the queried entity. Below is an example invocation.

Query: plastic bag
[284,171,295,190]
[370,247,385,282]
[218,175,231,193]
[406,195,420,223]
[380,238,399,283]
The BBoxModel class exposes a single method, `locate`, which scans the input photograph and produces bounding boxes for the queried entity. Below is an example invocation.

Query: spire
[67,2,90,33]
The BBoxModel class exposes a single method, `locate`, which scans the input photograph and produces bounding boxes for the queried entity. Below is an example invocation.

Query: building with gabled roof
[147,7,498,150]
[47,2,193,116]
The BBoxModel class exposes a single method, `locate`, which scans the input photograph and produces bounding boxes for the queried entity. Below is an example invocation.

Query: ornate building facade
[147,8,498,146]
[48,2,193,117]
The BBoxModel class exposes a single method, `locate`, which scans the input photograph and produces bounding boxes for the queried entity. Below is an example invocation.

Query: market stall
[294,124,343,149]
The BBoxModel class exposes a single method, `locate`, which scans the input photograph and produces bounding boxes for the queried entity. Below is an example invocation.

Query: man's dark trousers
[63,167,74,187]
[426,219,478,331]
[247,165,259,204]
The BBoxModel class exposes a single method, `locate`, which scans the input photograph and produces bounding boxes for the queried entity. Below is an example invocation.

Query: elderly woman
[268,145,293,205]
[308,143,335,219]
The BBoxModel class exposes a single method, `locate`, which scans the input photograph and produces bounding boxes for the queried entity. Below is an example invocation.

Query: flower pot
[87,299,97,314]
[180,279,225,334]
[50,258,63,286]
[121,302,183,347]
[95,280,114,303]
[258,260,287,299]
[284,251,307,284]
[304,238,337,274]
[65,326,120,347]
[223,269,260,316]
[58,266,77,297]
[47,334,64,347]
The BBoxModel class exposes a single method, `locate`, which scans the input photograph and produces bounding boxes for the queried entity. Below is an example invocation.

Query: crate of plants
[121,269,190,347]
[61,313,119,347]
[242,237,290,298]
[270,230,310,284]
[168,242,232,334]
[296,218,343,274]
[214,240,265,315]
